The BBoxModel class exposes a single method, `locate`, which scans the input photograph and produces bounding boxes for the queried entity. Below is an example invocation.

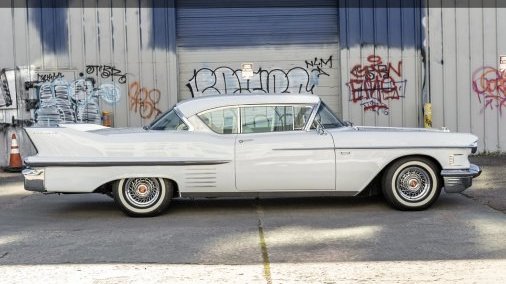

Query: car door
[235,105,335,191]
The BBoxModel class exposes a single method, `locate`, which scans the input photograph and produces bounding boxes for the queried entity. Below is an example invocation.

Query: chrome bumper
[441,164,481,193]
[22,168,46,192]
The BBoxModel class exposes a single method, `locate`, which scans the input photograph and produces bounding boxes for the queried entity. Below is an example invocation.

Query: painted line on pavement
[256,200,272,284]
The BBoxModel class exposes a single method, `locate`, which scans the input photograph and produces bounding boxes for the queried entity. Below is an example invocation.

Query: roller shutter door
[176,0,341,114]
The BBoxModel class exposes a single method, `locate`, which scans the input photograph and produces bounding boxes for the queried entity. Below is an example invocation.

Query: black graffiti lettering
[118,74,127,84]
[187,56,334,97]
[305,56,333,69]
[314,66,329,77]
[100,65,112,78]
[36,72,64,83]
[86,65,99,76]
[188,67,315,96]
[85,65,127,84]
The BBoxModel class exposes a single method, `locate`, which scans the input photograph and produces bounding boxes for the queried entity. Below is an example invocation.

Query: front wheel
[382,157,442,210]
[113,177,172,217]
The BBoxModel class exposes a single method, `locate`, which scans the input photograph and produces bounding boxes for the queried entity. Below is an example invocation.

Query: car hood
[328,126,478,149]
[89,127,147,135]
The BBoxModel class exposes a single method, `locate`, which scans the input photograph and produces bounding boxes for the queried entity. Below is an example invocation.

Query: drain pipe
[422,0,432,128]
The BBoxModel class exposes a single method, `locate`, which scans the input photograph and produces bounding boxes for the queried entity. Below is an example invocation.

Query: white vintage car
[23,94,481,217]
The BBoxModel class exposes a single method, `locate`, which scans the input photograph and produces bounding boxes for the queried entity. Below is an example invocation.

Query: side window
[198,107,238,134]
[273,106,294,132]
[311,103,344,129]
[241,105,311,133]
[294,106,313,130]
[149,109,189,131]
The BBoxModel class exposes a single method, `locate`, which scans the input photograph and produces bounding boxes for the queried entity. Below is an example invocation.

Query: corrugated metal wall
[0,1,178,129]
[1,1,505,169]
[339,0,424,128]
[0,1,180,167]
[427,0,506,152]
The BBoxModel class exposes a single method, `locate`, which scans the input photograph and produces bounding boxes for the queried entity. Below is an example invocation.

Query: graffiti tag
[36,72,64,82]
[186,56,333,97]
[0,70,12,107]
[96,83,121,104]
[33,78,122,127]
[346,55,406,115]
[305,56,333,77]
[472,66,506,114]
[86,65,127,84]
[35,78,101,126]
[128,81,162,119]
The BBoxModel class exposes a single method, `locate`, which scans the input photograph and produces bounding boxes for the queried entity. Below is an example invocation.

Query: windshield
[148,108,188,131]
[312,103,344,129]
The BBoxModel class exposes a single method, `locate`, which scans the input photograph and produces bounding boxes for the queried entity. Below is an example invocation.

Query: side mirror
[314,118,326,135]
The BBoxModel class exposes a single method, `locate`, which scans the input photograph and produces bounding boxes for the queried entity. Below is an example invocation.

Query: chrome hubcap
[396,166,431,201]
[124,178,161,207]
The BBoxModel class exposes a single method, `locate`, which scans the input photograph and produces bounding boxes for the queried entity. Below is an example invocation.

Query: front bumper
[22,168,46,192]
[441,164,481,193]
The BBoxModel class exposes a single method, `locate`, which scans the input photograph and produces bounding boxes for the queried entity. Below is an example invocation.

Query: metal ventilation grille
[184,168,217,188]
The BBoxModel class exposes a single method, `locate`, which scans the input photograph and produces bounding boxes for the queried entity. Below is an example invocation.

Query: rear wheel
[382,157,442,210]
[113,177,172,217]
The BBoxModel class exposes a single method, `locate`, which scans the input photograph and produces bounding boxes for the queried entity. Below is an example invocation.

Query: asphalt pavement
[0,156,505,283]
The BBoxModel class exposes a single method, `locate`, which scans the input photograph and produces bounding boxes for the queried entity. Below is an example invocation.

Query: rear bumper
[22,168,46,192]
[441,164,481,193]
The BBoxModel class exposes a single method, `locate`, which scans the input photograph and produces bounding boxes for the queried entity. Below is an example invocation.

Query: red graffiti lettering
[472,66,506,114]
[346,55,406,115]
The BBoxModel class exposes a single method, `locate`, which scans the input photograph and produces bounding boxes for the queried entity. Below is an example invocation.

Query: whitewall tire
[113,177,172,217]
[382,157,442,210]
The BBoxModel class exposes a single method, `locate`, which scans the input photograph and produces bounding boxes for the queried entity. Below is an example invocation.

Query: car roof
[176,94,321,117]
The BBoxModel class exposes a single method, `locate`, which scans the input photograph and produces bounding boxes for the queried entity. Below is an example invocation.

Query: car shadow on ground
[4,192,465,218]
[42,195,387,218]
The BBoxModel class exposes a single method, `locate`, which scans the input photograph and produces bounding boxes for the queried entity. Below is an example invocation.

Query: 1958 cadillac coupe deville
[23,94,481,217]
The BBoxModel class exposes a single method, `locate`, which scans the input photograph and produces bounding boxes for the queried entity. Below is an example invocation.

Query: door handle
[238,139,254,144]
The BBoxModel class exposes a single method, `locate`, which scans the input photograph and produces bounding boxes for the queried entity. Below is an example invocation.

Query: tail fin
[24,126,106,158]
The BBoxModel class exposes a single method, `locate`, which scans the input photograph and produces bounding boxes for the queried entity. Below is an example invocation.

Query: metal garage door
[176,0,341,114]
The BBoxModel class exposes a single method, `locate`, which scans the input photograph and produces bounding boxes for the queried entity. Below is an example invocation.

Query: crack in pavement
[255,200,272,284]
[460,192,506,214]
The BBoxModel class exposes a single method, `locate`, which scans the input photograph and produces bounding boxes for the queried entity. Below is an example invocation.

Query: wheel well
[357,154,443,197]
[93,178,180,198]
[383,155,442,174]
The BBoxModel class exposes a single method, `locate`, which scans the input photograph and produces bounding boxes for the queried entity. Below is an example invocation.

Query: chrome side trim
[273,147,335,151]
[22,168,46,192]
[273,146,475,151]
[25,160,232,167]
[180,190,359,198]
[441,164,481,193]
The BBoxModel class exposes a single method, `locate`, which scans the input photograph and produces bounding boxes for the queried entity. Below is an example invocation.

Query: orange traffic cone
[5,133,23,172]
